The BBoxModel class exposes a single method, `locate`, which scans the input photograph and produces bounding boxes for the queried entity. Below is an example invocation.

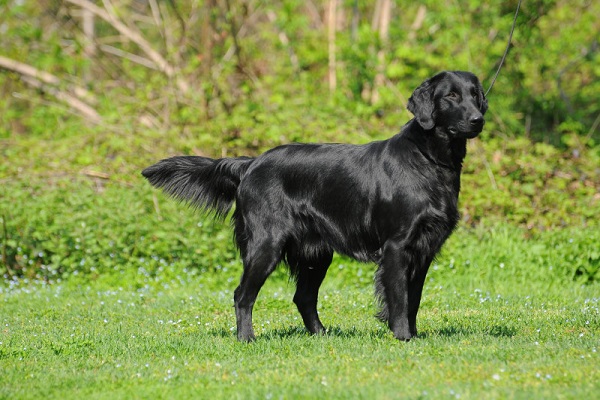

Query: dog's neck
[403,119,467,173]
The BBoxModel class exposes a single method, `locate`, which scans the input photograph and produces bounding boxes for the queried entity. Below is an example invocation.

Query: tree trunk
[327,0,337,93]
[371,0,391,104]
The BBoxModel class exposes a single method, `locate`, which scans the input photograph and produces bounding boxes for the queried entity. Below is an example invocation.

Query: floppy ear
[407,79,435,130]
[477,82,489,115]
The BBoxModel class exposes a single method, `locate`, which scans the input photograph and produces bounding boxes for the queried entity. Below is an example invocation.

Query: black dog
[142,71,488,342]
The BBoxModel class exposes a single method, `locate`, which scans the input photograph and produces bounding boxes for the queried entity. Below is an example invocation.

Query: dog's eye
[446,92,459,99]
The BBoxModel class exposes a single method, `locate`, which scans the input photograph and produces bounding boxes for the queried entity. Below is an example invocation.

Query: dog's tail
[142,156,255,218]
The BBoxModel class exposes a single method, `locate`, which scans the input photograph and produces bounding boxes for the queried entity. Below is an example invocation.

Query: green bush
[1,1,598,144]
[0,180,238,282]
[1,174,598,284]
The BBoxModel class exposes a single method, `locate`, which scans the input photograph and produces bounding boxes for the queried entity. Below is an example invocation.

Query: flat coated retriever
[142,71,488,342]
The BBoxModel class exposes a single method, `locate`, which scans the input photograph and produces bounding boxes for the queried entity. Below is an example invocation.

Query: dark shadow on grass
[209,324,517,341]
[262,325,390,340]
[207,327,236,338]
[208,325,388,340]
[487,325,518,338]
[419,324,517,339]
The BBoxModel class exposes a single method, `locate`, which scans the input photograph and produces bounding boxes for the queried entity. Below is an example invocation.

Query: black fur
[142,156,254,217]
[142,71,488,342]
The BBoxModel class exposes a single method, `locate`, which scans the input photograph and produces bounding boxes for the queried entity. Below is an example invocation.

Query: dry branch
[65,0,190,93]
[99,44,158,70]
[0,55,95,102]
[0,55,101,123]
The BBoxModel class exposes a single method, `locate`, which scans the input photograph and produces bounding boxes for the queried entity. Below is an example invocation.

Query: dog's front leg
[380,240,412,341]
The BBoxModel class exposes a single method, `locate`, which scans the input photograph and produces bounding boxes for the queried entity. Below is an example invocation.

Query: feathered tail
[142,156,255,218]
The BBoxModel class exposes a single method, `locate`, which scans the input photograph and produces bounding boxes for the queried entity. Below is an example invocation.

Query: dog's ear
[407,79,435,130]
[477,81,489,115]
[479,92,489,115]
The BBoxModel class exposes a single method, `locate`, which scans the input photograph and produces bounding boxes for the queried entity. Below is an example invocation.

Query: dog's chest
[403,170,461,243]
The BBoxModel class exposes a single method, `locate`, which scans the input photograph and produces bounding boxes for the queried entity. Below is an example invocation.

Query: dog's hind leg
[291,251,333,335]
[234,239,283,342]
[378,240,413,341]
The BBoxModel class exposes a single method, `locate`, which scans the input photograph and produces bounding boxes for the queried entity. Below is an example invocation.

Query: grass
[2,236,599,399]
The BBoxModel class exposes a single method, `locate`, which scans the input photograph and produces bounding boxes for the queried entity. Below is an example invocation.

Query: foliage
[0,0,598,145]
[0,179,238,282]
[1,166,599,283]
[512,0,600,142]
[463,135,600,229]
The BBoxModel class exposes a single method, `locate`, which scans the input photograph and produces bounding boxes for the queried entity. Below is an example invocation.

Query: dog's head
[407,71,488,139]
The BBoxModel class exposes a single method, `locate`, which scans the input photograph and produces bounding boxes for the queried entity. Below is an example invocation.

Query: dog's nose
[469,115,484,127]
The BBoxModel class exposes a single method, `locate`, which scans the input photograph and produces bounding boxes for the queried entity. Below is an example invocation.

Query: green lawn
[2,244,598,399]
